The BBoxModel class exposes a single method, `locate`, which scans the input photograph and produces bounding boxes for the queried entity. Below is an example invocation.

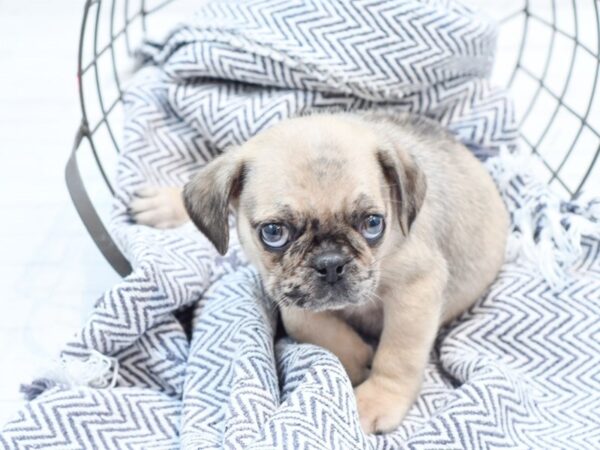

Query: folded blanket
[2,1,599,448]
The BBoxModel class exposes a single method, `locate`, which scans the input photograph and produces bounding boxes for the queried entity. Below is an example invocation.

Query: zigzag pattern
[2,0,599,448]
[0,388,180,450]
[114,314,189,396]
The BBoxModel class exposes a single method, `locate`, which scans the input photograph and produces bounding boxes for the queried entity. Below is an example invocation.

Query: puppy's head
[184,114,426,311]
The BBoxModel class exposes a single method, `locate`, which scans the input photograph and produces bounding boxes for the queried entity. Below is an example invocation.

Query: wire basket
[67,0,600,277]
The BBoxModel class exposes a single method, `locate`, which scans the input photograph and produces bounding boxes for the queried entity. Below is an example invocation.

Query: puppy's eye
[360,215,385,241]
[260,223,290,249]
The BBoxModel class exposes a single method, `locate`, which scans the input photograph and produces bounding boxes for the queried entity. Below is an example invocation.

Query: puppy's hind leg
[281,306,374,387]
[130,187,189,229]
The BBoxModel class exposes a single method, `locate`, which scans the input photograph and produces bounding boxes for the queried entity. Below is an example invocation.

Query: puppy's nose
[312,251,348,284]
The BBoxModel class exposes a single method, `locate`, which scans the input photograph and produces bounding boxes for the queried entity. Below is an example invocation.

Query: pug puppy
[132,112,508,434]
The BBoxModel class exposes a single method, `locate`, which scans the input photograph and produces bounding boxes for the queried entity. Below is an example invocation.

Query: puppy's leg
[354,270,445,434]
[281,306,373,386]
[130,187,189,229]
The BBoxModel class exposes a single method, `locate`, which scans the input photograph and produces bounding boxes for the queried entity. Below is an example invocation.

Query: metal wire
[73,0,600,199]
[503,0,600,197]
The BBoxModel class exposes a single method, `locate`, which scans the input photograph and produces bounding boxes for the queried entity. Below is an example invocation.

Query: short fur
[138,112,508,434]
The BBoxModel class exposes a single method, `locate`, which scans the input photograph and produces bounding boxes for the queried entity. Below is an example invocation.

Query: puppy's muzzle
[311,250,349,284]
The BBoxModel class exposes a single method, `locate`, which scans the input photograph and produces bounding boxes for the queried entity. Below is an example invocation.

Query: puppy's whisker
[367,291,383,304]
[269,294,291,312]
[370,289,382,300]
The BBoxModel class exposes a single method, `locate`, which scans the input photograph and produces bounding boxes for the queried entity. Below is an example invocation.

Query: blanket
[2,1,599,448]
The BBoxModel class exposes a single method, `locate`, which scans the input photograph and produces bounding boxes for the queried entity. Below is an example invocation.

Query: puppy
[132,112,508,433]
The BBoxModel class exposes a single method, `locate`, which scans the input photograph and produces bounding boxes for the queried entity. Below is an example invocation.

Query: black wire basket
[67,0,600,277]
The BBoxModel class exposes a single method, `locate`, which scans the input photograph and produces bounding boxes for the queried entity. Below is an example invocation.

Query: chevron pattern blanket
[2,1,600,448]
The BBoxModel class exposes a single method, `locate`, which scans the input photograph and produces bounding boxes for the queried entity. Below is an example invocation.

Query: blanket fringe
[486,147,600,289]
[21,351,119,400]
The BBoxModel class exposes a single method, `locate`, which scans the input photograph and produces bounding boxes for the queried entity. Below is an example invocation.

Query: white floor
[0,2,121,422]
[0,0,597,426]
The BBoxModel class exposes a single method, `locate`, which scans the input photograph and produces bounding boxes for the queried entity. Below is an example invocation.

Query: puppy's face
[237,157,387,311]
[184,114,426,311]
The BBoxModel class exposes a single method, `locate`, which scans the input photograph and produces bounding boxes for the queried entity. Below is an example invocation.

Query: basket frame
[66,0,600,277]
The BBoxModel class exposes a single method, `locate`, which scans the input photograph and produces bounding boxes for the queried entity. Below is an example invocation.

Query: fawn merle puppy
[131,112,508,433]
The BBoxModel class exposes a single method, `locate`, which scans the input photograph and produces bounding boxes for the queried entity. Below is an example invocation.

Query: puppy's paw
[340,342,373,386]
[354,377,411,434]
[130,187,188,229]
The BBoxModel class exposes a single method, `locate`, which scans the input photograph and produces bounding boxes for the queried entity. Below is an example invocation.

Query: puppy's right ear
[183,152,246,255]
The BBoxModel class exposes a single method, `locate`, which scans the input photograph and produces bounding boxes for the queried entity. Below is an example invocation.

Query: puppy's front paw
[340,342,373,386]
[130,187,188,229]
[354,377,412,434]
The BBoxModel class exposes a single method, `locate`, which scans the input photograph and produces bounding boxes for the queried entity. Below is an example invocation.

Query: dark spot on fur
[287,241,305,258]
[310,218,320,232]
[285,286,309,306]
[346,233,365,254]
[267,250,286,264]
[293,222,308,240]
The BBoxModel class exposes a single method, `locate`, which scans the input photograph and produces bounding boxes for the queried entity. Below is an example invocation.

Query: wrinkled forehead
[239,115,388,222]
[242,156,386,225]
[246,188,385,227]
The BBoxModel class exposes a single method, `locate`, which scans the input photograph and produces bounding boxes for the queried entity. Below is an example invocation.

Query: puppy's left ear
[377,147,427,236]
[183,151,246,255]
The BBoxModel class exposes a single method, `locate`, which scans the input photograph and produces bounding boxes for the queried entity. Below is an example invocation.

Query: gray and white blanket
[2,1,599,448]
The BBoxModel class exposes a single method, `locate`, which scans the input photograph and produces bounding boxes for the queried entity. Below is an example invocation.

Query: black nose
[312,251,348,284]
